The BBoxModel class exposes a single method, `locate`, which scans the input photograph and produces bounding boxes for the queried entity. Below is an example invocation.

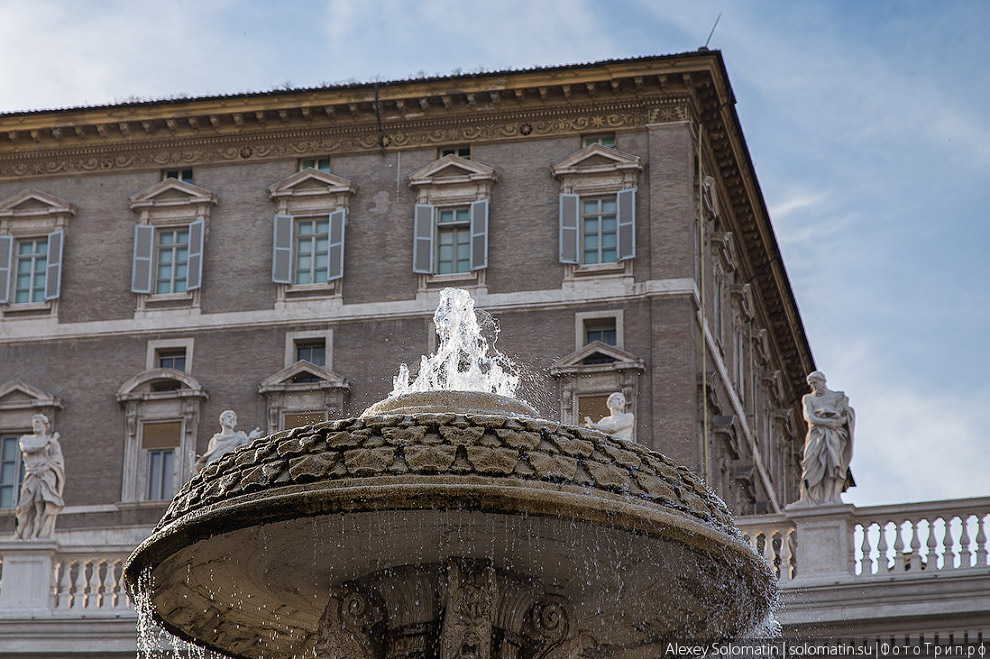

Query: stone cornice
[0,95,692,179]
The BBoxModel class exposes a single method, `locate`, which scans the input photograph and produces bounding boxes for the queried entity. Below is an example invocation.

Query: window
[141,421,181,500]
[437,145,471,159]
[283,412,325,430]
[578,395,611,423]
[163,168,193,183]
[436,207,472,274]
[129,179,216,312]
[155,228,190,294]
[0,189,73,317]
[293,217,331,284]
[299,157,331,173]
[580,196,618,265]
[582,133,615,148]
[268,169,356,301]
[574,311,623,352]
[116,370,207,502]
[156,348,187,372]
[584,318,617,347]
[407,156,497,286]
[296,340,326,366]
[551,144,641,274]
[0,435,24,509]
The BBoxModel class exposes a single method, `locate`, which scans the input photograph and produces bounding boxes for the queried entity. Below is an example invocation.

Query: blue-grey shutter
[413,204,435,274]
[327,209,345,282]
[44,230,64,300]
[131,225,155,294]
[272,214,293,284]
[469,199,488,271]
[617,187,636,261]
[0,235,12,304]
[558,193,579,264]
[186,219,204,291]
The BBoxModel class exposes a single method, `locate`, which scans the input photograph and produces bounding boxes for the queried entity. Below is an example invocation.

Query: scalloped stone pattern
[161,412,735,534]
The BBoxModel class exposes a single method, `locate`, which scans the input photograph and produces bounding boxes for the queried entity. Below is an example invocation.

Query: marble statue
[15,414,65,540]
[583,391,635,442]
[196,410,261,471]
[799,371,855,505]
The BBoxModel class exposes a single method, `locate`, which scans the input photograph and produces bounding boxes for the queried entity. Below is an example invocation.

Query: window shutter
[617,187,636,261]
[413,204,435,274]
[469,199,488,271]
[272,214,293,284]
[186,219,204,291]
[327,209,345,282]
[558,193,579,264]
[44,230,64,300]
[0,235,12,304]
[131,225,155,294]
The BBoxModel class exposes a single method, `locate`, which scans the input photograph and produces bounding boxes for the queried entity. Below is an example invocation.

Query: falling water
[390,288,519,398]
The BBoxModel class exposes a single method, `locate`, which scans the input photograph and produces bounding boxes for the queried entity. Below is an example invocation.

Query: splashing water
[391,288,519,398]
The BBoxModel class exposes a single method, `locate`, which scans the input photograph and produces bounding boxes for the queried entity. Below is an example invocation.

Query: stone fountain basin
[126,399,775,658]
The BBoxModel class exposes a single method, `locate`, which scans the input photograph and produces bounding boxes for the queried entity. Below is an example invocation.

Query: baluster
[71,560,86,608]
[859,523,873,575]
[51,560,64,608]
[894,521,907,572]
[762,531,776,575]
[925,518,937,571]
[876,522,889,574]
[110,559,125,609]
[908,519,921,571]
[83,559,97,608]
[976,514,988,567]
[958,515,973,568]
[780,528,794,581]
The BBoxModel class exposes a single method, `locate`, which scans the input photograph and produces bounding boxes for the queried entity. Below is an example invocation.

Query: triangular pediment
[129,178,218,209]
[550,143,642,177]
[259,361,349,391]
[551,342,645,374]
[0,188,76,218]
[267,169,357,199]
[408,154,498,187]
[0,379,64,411]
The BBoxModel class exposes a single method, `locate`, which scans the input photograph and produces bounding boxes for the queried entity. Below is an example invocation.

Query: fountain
[124,289,776,659]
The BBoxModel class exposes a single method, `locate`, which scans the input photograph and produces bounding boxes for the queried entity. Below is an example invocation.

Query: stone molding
[0,97,691,180]
[159,412,735,534]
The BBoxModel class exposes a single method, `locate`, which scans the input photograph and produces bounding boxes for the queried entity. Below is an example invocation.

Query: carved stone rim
[361,390,538,417]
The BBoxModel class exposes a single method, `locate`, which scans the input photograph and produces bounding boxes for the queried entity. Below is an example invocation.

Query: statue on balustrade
[799,371,855,505]
[583,391,635,442]
[196,410,262,471]
[15,414,65,540]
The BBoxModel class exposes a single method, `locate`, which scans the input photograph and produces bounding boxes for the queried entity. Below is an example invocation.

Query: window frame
[298,157,331,173]
[574,310,624,352]
[162,168,194,183]
[581,133,616,148]
[436,145,472,159]
[0,189,75,321]
[146,338,195,373]
[284,329,334,369]
[0,433,26,509]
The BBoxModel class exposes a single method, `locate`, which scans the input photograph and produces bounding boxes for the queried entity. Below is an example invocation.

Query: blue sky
[1,0,987,506]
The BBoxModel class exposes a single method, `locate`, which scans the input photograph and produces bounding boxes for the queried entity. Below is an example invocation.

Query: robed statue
[799,371,854,505]
[15,414,65,540]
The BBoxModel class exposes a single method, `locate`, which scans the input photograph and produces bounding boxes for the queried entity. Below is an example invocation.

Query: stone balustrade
[51,552,132,612]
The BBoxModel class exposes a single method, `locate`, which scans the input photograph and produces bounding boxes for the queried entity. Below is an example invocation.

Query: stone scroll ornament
[314,586,385,659]
[15,414,65,540]
[799,371,855,505]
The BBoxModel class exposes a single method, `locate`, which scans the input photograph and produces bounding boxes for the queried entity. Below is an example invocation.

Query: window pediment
[551,144,641,194]
[116,369,208,402]
[0,379,64,412]
[408,155,498,205]
[267,169,357,212]
[551,342,645,376]
[129,179,219,213]
[0,189,76,234]
[258,361,349,393]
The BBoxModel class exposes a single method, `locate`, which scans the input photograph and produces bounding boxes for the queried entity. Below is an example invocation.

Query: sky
[0,0,987,507]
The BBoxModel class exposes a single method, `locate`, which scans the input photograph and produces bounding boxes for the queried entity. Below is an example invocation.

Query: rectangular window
[582,133,615,148]
[578,395,611,424]
[299,157,331,172]
[294,218,330,284]
[163,168,193,183]
[157,348,187,372]
[581,196,618,265]
[437,145,471,159]
[584,319,617,347]
[1,435,25,509]
[436,207,471,274]
[142,421,181,501]
[283,412,326,430]
[14,238,48,303]
[155,228,190,294]
[296,340,326,367]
